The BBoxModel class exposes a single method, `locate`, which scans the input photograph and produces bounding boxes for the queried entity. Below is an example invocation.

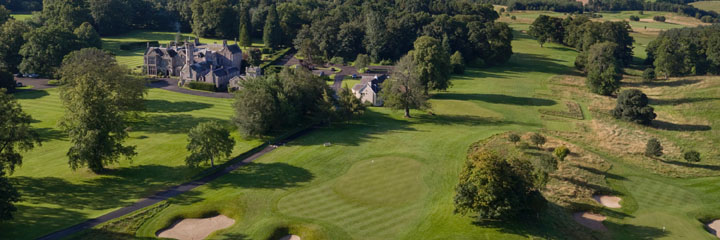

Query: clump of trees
[684,150,701,162]
[380,54,429,118]
[0,89,41,221]
[629,15,640,21]
[645,138,663,157]
[642,68,655,82]
[585,42,622,95]
[646,25,720,78]
[185,121,235,167]
[653,15,666,22]
[58,48,146,173]
[611,89,656,125]
[413,36,451,94]
[454,150,545,220]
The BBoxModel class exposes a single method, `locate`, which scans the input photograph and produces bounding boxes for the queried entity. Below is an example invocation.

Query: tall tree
[363,9,388,62]
[88,0,133,35]
[41,0,92,29]
[191,0,236,38]
[413,36,451,93]
[454,150,544,220]
[0,64,14,92]
[58,48,146,173]
[380,54,429,118]
[73,22,102,49]
[0,20,31,73]
[611,89,656,125]
[185,121,235,167]
[586,42,621,96]
[19,25,80,77]
[263,4,282,49]
[529,15,564,47]
[0,4,10,26]
[0,89,40,221]
[238,7,252,47]
[337,84,366,121]
[450,51,465,74]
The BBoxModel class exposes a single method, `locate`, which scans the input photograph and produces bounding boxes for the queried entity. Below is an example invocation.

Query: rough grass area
[0,88,263,239]
[690,1,720,12]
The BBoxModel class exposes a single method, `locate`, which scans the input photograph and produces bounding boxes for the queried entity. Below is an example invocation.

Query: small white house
[351,75,387,106]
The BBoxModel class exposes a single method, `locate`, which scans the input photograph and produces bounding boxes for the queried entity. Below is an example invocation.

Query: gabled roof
[226,45,242,54]
[147,47,178,58]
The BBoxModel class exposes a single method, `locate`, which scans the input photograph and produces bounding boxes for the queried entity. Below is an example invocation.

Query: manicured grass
[0,88,263,239]
[690,1,720,12]
[10,14,31,21]
[500,10,705,32]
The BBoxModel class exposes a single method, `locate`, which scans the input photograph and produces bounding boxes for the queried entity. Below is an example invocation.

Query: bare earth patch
[157,215,235,240]
[593,195,622,208]
[279,235,302,240]
[708,220,720,239]
[573,212,608,232]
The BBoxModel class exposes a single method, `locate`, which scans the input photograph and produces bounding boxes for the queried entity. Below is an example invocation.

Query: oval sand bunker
[573,212,608,232]
[708,219,720,239]
[279,235,301,240]
[157,215,235,240]
[593,195,622,208]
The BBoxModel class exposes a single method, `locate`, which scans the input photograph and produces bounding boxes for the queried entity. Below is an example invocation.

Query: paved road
[15,78,57,90]
[148,78,233,98]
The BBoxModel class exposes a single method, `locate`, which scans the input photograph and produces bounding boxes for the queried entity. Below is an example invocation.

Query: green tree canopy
[0,65,15,92]
[0,89,40,221]
[58,48,146,173]
[586,42,622,96]
[380,54,429,118]
[73,22,102,49]
[191,0,237,38]
[529,15,564,47]
[454,150,544,220]
[0,19,31,73]
[450,51,465,74]
[0,5,10,26]
[413,36,451,93]
[19,25,81,77]
[612,89,656,125]
[185,121,235,167]
[263,4,282,49]
[645,138,663,157]
[41,0,92,29]
[248,48,262,67]
[353,53,370,70]
[337,84,365,121]
[238,7,252,47]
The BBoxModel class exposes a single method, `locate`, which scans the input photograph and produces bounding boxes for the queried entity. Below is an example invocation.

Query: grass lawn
[10,14,32,21]
[690,1,720,12]
[0,88,264,239]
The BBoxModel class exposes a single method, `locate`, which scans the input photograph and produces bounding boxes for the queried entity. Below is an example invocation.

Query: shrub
[612,89,656,125]
[553,146,570,161]
[508,133,521,145]
[450,51,465,74]
[354,54,370,70]
[684,150,701,162]
[701,15,713,23]
[644,138,663,157]
[379,59,392,65]
[653,16,666,22]
[530,133,546,148]
[511,16,517,20]
[329,56,344,65]
[642,68,655,82]
[629,15,640,21]
[187,81,216,92]
[500,8,505,13]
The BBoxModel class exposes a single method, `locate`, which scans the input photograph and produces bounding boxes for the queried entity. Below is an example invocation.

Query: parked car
[15,73,23,78]
[16,82,23,87]
[25,73,39,78]
[352,74,357,79]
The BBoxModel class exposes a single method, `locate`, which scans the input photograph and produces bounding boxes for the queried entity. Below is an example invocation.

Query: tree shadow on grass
[12,89,49,99]
[0,205,85,239]
[555,176,623,197]
[144,99,214,113]
[661,160,720,171]
[68,229,156,240]
[650,97,720,106]
[131,114,227,134]
[290,110,416,147]
[35,127,67,141]
[414,114,542,127]
[206,162,314,190]
[434,93,557,106]
[651,120,711,132]
[625,79,701,88]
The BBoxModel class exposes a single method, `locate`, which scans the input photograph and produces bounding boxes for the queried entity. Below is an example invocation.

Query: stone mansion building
[144,38,243,89]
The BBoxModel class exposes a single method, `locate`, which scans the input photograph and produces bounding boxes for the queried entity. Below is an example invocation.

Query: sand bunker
[593,195,622,208]
[157,215,235,240]
[708,220,720,239]
[573,212,608,232]
[279,235,301,240]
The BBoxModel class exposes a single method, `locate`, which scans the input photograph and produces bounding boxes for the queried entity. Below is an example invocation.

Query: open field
[691,1,720,12]
[0,88,263,239]
[10,14,32,21]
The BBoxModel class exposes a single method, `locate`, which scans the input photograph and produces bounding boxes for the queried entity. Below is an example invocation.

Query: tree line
[646,25,720,79]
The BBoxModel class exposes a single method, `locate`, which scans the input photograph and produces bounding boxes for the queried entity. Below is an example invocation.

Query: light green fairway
[690,1,720,12]
[10,14,31,21]
[0,88,263,239]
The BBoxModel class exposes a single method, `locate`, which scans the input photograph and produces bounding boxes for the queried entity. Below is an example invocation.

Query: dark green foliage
[73,22,102,49]
[232,67,332,136]
[536,153,558,173]
[450,51,465,74]
[645,138,663,157]
[263,5,282,49]
[612,89,656,125]
[0,67,15,92]
[647,25,720,78]
[413,36,451,92]
[642,68,655,82]
[586,42,622,96]
[454,150,544,220]
[238,7,252,47]
[529,15,564,47]
[191,0,237,38]
[354,54,370,70]
[330,57,345,66]
[530,133,546,148]
[0,89,40,221]
[553,146,570,161]
[185,121,235,167]
[118,41,159,51]
[41,0,92,29]
[59,48,146,173]
[683,150,701,162]
[629,15,640,21]
[88,0,133,35]
[653,16,666,22]
[381,54,429,118]
[508,133,521,145]
[248,48,262,67]
[19,25,83,77]
[337,84,365,121]
[187,81,217,92]
[0,5,9,26]
[0,20,31,73]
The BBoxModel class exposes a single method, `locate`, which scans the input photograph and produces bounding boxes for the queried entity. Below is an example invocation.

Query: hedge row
[187,81,216,92]
[119,41,159,51]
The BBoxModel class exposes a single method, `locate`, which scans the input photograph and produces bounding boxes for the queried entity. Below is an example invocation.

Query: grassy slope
[0,88,263,239]
[130,31,580,240]
[690,1,720,12]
